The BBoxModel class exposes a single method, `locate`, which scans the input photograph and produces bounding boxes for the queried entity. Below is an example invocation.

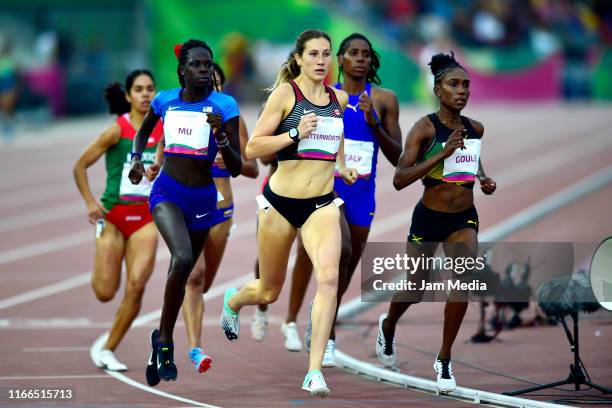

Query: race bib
[163,111,211,156]
[442,139,481,182]
[119,162,153,201]
[297,117,343,160]
[339,139,374,177]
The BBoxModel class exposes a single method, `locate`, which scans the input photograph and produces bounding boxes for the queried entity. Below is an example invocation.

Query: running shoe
[322,339,336,367]
[188,347,213,374]
[219,287,240,341]
[97,349,128,371]
[280,322,303,352]
[301,370,330,398]
[433,355,456,393]
[251,308,268,341]
[157,343,177,381]
[375,313,396,368]
[146,329,160,386]
[304,301,313,353]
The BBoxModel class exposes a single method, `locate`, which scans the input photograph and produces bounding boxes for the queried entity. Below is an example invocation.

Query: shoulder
[371,86,398,103]
[265,82,294,109]
[465,116,484,137]
[212,91,239,109]
[330,87,348,107]
[412,115,435,136]
[154,88,180,102]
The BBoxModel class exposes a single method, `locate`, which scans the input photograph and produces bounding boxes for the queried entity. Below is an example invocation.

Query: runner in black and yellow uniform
[375,52,496,393]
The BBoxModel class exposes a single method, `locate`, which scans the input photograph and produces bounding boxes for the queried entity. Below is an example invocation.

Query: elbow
[245,145,257,160]
[392,178,402,191]
[230,163,242,178]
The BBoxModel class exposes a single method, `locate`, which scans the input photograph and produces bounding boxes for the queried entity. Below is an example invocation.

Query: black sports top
[276,81,344,162]
[418,113,482,190]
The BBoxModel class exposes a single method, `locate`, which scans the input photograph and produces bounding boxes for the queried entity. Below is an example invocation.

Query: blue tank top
[150,88,239,162]
[334,82,379,186]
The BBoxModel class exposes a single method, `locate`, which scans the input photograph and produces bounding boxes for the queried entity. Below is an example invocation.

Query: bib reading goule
[442,139,481,182]
[164,111,211,156]
[297,117,343,160]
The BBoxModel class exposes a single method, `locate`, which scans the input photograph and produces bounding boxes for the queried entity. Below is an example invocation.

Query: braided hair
[104,69,155,115]
[428,51,467,84]
[176,39,217,90]
[337,33,381,85]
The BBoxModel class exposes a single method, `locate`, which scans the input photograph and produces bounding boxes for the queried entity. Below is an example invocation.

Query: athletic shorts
[149,171,217,231]
[408,200,479,244]
[334,177,375,227]
[105,202,153,239]
[211,203,234,227]
[261,183,335,229]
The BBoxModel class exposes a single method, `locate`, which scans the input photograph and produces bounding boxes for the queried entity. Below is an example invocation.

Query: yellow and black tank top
[419,113,481,190]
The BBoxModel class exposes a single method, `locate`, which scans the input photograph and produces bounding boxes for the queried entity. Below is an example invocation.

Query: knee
[170,252,194,278]
[259,287,281,304]
[316,267,339,293]
[126,279,147,300]
[93,286,116,303]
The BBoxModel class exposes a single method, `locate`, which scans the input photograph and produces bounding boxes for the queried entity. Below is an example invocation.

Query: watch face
[289,128,297,137]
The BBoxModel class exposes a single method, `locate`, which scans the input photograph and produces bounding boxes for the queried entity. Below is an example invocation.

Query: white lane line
[0,375,111,380]
[90,273,254,408]
[0,230,92,266]
[0,217,257,310]
[0,202,83,233]
[22,346,90,352]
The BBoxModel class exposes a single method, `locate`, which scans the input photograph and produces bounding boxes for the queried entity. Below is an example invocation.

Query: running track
[0,104,611,407]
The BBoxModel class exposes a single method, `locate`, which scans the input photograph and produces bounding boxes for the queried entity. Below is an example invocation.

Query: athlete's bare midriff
[269,160,335,198]
[422,183,474,213]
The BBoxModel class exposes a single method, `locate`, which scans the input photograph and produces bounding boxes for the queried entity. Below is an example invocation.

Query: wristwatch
[289,128,300,143]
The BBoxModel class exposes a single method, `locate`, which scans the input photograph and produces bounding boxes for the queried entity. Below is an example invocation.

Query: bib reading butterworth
[442,139,481,182]
[297,117,343,160]
[164,111,211,156]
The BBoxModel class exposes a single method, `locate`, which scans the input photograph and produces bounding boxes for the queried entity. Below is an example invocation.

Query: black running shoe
[146,329,160,386]
[157,343,177,381]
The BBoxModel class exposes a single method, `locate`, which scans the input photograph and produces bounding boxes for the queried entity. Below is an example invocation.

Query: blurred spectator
[0,34,18,141]
[221,32,260,103]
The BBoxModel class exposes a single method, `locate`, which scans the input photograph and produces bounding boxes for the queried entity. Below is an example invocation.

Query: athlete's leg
[104,222,157,351]
[92,221,125,303]
[183,217,231,349]
[329,214,356,340]
[228,208,296,310]
[153,202,209,344]
[438,228,477,359]
[300,204,341,371]
[286,234,313,323]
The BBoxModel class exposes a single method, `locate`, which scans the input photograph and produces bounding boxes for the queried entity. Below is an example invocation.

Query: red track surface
[0,104,611,407]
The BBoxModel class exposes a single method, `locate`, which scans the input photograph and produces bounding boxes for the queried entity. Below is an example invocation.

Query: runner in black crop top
[276,80,344,162]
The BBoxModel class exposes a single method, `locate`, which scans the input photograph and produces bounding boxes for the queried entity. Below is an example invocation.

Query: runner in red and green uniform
[74,70,163,371]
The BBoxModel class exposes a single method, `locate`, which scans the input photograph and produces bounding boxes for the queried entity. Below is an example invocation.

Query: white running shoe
[375,313,396,368]
[304,301,313,353]
[280,322,303,352]
[322,339,336,367]
[97,349,128,371]
[251,308,268,341]
[433,355,456,393]
[302,370,330,398]
[219,288,240,341]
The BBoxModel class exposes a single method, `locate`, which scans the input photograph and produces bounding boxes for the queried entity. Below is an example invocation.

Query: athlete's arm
[129,108,160,184]
[146,136,164,181]
[373,89,402,166]
[246,83,316,159]
[73,122,121,223]
[238,116,259,178]
[392,116,464,190]
[214,115,242,178]
[470,118,496,195]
